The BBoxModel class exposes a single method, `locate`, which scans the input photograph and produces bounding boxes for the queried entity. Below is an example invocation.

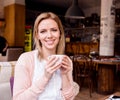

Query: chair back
[73,55,95,82]
[6,47,24,61]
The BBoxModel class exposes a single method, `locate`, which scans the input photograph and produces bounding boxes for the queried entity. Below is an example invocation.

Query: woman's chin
[46,46,56,50]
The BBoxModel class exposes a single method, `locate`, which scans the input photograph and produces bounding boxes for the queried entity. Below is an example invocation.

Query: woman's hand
[60,55,72,75]
[44,56,61,80]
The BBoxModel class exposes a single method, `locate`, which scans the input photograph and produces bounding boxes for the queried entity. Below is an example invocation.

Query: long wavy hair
[33,12,65,59]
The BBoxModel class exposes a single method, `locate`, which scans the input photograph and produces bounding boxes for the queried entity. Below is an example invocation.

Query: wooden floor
[74,88,120,100]
[74,77,120,100]
[74,88,105,100]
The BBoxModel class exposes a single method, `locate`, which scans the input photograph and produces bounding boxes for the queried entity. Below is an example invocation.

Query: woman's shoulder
[23,50,36,54]
[18,50,37,62]
[15,50,37,77]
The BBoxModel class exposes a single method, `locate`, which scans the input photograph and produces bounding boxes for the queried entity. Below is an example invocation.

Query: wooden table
[93,60,120,95]
[75,57,120,94]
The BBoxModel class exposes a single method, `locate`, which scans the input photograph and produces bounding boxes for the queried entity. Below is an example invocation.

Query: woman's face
[37,18,60,51]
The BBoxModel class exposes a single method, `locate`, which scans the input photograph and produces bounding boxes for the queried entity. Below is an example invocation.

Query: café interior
[0,0,120,100]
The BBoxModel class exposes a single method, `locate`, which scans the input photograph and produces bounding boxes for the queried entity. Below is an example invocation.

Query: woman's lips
[46,40,55,45]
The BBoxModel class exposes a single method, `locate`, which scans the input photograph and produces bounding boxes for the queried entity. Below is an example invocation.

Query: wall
[0,0,4,19]
[4,4,25,46]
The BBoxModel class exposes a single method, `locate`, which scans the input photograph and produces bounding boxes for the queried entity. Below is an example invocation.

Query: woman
[0,36,8,56]
[13,12,79,100]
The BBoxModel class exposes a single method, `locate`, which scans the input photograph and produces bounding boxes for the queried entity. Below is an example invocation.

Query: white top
[32,51,63,100]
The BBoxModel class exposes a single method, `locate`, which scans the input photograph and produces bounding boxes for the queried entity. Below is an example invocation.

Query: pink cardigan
[13,50,77,100]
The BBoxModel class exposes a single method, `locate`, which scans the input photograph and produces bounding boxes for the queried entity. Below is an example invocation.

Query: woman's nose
[47,31,52,37]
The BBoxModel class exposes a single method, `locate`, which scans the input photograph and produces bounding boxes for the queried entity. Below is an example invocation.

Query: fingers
[47,56,59,67]
[45,64,61,74]
[45,55,72,76]
[62,56,70,68]
[60,56,71,74]
[45,56,61,73]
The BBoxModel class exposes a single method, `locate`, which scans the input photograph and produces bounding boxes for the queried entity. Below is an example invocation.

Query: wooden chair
[73,55,97,97]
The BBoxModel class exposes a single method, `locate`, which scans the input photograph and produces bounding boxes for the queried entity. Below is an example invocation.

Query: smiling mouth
[46,40,55,45]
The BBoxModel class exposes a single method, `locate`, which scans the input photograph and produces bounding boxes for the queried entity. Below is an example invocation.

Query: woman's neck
[42,48,56,60]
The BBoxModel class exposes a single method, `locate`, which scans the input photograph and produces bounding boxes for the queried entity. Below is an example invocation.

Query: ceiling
[25,0,120,25]
[25,0,120,10]
[25,0,101,15]
[30,0,101,9]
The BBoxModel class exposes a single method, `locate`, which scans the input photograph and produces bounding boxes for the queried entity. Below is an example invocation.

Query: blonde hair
[33,12,65,59]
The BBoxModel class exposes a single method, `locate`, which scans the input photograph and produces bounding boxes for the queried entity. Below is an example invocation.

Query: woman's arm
[13,52,49,100]
[61,56,79,100]
[61,74,74,100]
[13,52,63,100]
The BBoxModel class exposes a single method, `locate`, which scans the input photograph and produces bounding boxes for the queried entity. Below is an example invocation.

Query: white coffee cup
[48,55,64,66]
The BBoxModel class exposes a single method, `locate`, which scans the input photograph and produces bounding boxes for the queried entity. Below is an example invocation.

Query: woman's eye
[52,29,57,32]
[40,30,46,33]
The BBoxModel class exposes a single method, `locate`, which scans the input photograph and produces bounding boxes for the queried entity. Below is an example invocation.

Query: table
[76,57,120,95]
[93,60,120,95]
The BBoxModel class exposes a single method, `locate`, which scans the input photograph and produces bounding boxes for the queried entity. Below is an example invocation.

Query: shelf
[115,25,120,28]
[65,25,120,31]
[65,26,100,31]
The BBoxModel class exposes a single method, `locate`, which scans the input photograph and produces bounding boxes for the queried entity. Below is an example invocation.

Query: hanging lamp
[65,0,85,19]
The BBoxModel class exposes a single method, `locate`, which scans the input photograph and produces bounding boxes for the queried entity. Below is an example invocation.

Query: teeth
[47,40,54,44]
